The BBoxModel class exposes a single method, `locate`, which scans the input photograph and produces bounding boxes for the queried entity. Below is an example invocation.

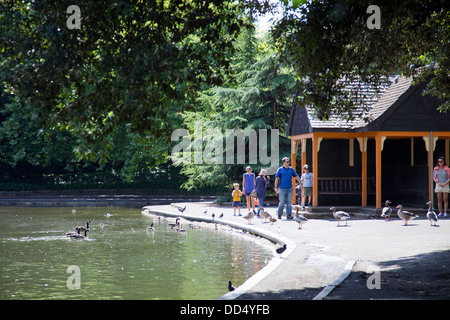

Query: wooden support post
[291,139,299,204]
[301,138,307,169]
[312,134,319,207]
[428,135,433,203]
[424,134,435,203]
[349,138,354,167]
[375,134,383,209]
[358,137,368,207]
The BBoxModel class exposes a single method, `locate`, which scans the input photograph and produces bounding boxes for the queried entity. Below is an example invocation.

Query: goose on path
[396,204,418,226]
[330,207,350,226]
[268,215,277,225]
[426,201,438,226]
[381,200,393,221]
[294,214,308,229]
[260,208,270,223]
[243,211,255,224]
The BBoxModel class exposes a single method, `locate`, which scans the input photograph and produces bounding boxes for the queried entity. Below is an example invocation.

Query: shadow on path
[326,249,450,300]
[236,287,324,300]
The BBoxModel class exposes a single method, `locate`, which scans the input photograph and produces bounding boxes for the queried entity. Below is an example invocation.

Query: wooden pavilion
[287,76,450,208]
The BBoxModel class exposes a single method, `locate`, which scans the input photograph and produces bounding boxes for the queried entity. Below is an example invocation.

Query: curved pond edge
[141,205,296,300]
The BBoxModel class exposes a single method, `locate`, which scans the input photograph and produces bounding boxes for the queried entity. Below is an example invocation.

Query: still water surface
[0,207,273,299]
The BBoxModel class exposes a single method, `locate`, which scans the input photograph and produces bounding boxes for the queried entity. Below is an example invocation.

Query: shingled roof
[286,75,450,135]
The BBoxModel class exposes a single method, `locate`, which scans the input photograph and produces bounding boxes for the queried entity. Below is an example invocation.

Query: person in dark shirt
[274,157,301,219]
[255,169,270,217]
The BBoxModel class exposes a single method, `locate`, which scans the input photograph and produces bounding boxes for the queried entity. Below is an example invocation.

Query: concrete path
[142,202,450,300]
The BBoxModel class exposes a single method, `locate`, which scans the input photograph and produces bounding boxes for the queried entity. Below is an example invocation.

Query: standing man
[275,157,301,219]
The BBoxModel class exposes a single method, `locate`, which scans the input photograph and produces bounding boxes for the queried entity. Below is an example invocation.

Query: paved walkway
[143,202,450,300]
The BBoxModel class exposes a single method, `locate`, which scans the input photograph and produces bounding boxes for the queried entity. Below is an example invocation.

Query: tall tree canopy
[0,0,271,160]
[178,27,294,190]
[273,0,450,120]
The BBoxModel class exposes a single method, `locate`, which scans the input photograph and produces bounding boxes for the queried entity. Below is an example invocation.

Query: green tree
[177,26,294,190]
[0,97,77,170]
[0,0,271,162]
[272,0,450,120]
[0,95,173,188]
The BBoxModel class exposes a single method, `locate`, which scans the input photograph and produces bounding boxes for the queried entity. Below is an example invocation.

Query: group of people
[231,155,450,218]
[231,157,313,219]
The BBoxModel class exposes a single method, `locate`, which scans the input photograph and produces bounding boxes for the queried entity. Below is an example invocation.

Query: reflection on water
[0,207,273,299]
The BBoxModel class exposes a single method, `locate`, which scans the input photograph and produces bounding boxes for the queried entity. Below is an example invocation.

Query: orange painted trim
[361,150,368,207]
[291,139,297,204]
[288,130,450,208]
[375,134,383,209]
[426,132,433,203]
[312,134,319,207]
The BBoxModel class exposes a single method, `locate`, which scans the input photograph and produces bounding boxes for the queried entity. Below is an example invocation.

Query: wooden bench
[318,177,375,195]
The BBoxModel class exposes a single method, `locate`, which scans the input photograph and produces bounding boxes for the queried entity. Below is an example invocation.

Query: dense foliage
[0,0,271,161]
[1,0,449,192]
[178,28,294,190]
[273,0,450,120]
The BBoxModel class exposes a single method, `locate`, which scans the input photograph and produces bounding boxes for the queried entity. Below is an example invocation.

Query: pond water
[0,207,274,300]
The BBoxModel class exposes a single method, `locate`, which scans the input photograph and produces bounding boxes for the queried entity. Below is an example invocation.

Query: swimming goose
[65,229,80,237]
[74,221,91,233]
[294,213,308,229]
[426,201,438,226]
[276,244,287,255]
[396,204,418,226]
[69,229,88,240]
[228,280,236,292]
[243,211,255,224]
[168,218,180,229]
[330,207,350,226]
[381,200,392,221]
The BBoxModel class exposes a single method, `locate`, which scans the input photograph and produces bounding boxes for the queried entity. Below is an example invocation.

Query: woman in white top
[433,156,450,217]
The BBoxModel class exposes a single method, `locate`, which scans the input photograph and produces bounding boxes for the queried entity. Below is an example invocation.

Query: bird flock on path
[169,200,442,234]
